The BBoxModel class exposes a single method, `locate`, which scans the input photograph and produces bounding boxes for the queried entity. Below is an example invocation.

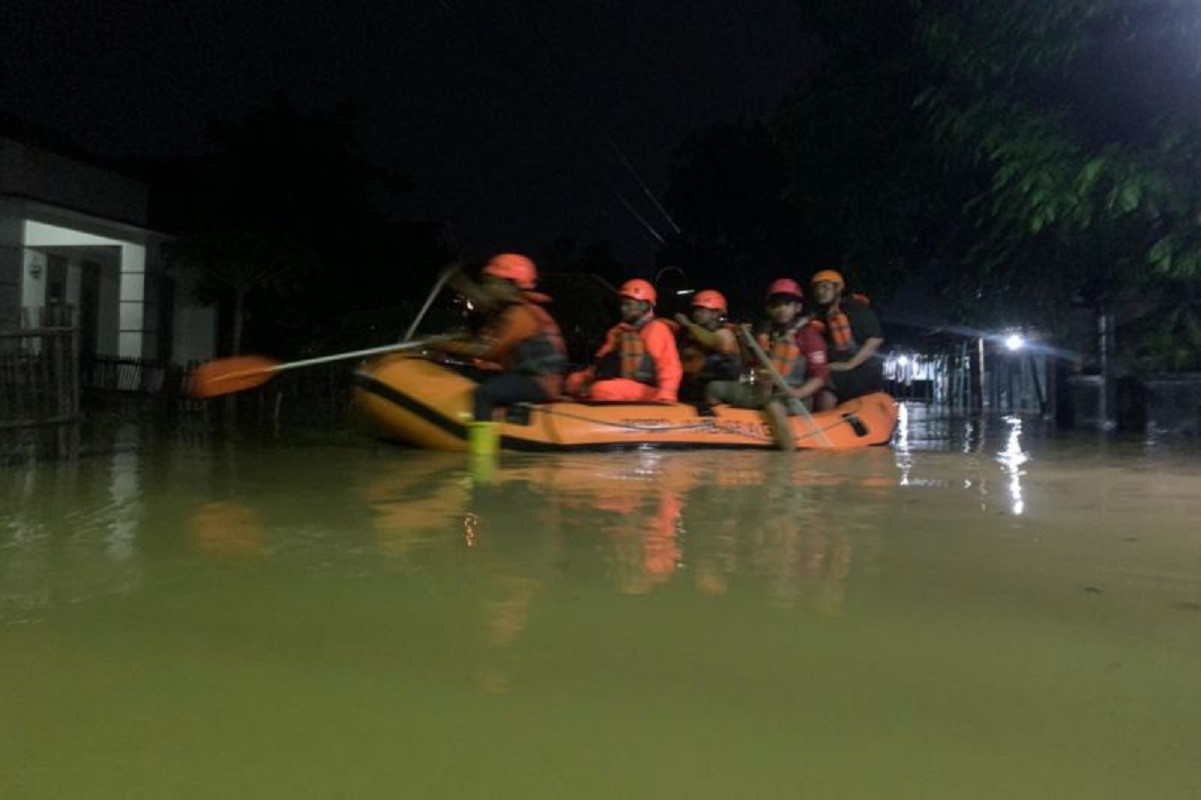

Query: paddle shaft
[268,340,432,374]
[737,325,833,448]
[402,269,456,343]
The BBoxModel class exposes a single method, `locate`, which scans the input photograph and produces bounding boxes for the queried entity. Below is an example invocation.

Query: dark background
[1,0,814,263]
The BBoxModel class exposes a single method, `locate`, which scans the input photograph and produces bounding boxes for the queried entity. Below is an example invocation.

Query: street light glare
[1005,334,1025,351]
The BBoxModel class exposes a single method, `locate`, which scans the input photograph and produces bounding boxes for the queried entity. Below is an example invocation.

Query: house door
[80,261,100,360]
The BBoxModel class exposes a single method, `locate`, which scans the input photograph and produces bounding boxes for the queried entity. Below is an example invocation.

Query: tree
[911,0,1201,329]
[156,102,450,356]
[168,230,320,356]
[771,0,969,302]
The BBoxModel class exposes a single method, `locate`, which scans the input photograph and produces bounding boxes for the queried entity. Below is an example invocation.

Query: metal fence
[882,340,1051,415]
[0,305,79,430]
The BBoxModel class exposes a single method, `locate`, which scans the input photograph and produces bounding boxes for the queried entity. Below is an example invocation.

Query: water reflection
[5,408,1196,634]
[1,441,145,624]
[358,453,886,622]
[997,416,1029,515]
[7,418,1201,797]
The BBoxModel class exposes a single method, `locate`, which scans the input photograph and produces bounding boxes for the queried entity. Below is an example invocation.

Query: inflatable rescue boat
[352,354,898,452]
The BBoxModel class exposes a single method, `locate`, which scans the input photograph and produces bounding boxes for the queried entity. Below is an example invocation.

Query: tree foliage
[912,0,1201,325]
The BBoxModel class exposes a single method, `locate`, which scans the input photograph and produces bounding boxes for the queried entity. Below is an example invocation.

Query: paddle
[186,339,436,399]
[401,266,458,343]
[736,324,834,448]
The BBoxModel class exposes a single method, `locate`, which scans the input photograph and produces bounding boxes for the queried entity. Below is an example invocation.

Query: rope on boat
[516,402,859,443]
[516,403,721,434]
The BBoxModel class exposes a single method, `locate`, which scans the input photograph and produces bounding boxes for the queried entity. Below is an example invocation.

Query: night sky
[1,0,814,262]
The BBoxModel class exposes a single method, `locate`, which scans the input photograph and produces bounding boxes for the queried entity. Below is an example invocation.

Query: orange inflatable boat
[351,354,898,451]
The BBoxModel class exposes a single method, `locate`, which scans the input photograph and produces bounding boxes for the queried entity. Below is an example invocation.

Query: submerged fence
[882,340,1052,415]
[0,305,80,430]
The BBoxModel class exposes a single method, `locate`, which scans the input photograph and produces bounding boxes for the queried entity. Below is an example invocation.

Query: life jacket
[816,294,870,356]
[594,317,665,386]
[756,318,810,388]
[678,323,741,382]
[506,301,567,379]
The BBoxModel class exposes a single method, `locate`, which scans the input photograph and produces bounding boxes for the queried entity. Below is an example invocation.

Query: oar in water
[186,339,435,399]
[736,325,834,449]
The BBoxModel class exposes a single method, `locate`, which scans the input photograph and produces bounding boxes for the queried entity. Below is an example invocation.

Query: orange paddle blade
[187,356,280,398]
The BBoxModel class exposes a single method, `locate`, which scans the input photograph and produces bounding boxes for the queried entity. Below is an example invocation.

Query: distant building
[0,124,214,365]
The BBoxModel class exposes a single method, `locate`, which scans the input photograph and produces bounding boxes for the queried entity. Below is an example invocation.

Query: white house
[0,132,215,366]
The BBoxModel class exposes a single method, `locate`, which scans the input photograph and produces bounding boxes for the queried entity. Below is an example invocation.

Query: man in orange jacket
[565,279,682,403]
[429,253,567,421]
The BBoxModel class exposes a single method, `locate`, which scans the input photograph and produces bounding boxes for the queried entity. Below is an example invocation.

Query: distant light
[1005,334,1025,351]
[465,301,474,311]
[675,289,696,296]
[896,355,910,367]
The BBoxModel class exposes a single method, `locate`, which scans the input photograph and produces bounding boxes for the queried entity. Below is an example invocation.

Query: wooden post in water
[970,337,985,410]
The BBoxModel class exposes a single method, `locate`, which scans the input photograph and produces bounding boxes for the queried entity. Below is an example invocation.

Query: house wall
[170,265,216,365]
[23,220,144,359]
[1,137,214,365]
[21,249,47,321]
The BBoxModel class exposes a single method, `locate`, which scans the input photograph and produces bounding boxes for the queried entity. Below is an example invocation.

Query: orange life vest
[678,323,740,381]
[506,301,567,378]
[757,319,810,387]
[595,318,664,386]
[816,294,870,354]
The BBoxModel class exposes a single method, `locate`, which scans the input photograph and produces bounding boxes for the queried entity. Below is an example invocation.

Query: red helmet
[691,289,728,313]
[482,253,537,290]
[810,269,845,291]
[766,278,803,301]
[619,278,657,304]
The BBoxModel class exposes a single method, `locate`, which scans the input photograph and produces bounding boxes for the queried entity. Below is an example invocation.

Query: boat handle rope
[514,402,858,443]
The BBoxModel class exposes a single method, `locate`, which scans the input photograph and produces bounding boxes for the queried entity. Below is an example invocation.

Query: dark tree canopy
[662,0,1201,370]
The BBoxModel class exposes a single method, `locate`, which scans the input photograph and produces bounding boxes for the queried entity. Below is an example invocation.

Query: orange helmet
[691,289,727,313]
[766,278,803,301]
[619,278,657,304]
[810,269,844,291]
[482,253,537,290]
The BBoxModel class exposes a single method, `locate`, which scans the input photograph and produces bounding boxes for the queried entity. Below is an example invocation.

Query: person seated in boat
[427,253,567,421]
[809,269,884,407]
[564,278,682,403]
[704,278,831,442]
[672,289,741,404]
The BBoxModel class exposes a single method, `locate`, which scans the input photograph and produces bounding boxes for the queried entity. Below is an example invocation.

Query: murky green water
[3,407,1201,798]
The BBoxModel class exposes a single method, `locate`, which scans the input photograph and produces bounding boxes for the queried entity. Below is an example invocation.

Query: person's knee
[706,380,736,405]
[590,379,655,402]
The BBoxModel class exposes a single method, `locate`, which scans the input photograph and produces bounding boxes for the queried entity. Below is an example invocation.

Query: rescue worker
[705,278,830,448]
[809,269,884,405]
[428,253,566,421]
[672,289,741,404]
[565,278,682,403]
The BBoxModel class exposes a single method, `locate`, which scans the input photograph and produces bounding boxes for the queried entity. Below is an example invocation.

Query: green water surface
[2,409,1200,798]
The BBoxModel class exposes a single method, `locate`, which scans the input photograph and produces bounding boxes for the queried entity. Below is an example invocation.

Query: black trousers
[831,361,884,401]
[472,373,550,421]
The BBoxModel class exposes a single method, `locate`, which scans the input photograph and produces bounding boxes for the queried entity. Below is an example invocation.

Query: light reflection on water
[3,408,1201,797]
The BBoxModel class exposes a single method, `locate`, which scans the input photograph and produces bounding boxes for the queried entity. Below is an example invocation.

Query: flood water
[3,406,1201,798]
